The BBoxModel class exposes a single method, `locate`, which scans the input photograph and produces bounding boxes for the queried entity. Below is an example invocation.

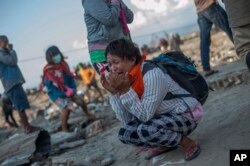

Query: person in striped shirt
[100,39,202,161]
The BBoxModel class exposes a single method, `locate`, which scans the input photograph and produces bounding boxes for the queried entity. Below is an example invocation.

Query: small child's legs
[54,98,72,132]
[72,95,96,120]
[55,96,96,132]
[60,108,71,132]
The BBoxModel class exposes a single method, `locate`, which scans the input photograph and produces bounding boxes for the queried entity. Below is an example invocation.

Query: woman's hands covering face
[100,71,132,95]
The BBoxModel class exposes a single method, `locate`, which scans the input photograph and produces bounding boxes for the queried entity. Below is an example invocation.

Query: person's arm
[89,68,96,82]
[109,94,134,124]
[119,68,170,122]
[66,74,77,91]
[120,0,134,24]
[44,80,66,101]
[0,50,18,65]
[83,0,120,26]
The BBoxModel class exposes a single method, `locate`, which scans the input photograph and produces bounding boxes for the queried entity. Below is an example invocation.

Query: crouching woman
[101,39,202,161]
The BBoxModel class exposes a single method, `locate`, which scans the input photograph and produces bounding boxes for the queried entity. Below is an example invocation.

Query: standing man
[0,35,41,133]
[82,0,134,73]
[222,0,250,70]
[193,0,233,76]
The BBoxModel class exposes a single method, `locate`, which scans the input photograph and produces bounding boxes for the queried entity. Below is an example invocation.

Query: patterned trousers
[118,113,197,147]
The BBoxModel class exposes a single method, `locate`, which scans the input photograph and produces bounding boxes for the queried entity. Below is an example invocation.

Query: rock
[0,130,51,166]
[50,131,79,146]
[87,103,96,111]
[59,140,86,150]
[101,157,115,166]
[31,162,40,166]
[79,120,103,139]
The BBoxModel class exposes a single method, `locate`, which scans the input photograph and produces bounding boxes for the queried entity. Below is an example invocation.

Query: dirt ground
[0,30,249,166]
[47,60,250,166]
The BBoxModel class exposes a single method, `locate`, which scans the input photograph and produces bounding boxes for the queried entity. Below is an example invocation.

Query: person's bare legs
[94,86,104,102]
[73,95,96,120]
[10,113,19,128]
[86,88,91,103]
[60,108,71,132]
[19,111,41,133]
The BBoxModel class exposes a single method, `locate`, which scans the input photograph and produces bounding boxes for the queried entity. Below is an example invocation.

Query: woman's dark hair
[105,39,142,64]
[45,45,64,64]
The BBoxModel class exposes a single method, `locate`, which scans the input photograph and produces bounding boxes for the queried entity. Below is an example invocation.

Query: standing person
[193,0,233,76]
[101,39,202,161]
[0,93,18,128]
[169,34,182,52]
[42,46,96,132]
[0,35,41,133]
[82,0,134,73]
[77,63,104,102]
[222,0,250,70]
[159,38,169,53]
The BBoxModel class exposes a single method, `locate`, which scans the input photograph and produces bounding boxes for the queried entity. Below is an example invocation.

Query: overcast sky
[0,0,200,91]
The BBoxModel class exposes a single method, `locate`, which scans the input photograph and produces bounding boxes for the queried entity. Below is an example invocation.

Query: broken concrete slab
[78,120,103,139]
[0,130,51,166]
[59,139,86,150]
[101,156,115,166]
[50,131,79,146]
[204,60,249,90]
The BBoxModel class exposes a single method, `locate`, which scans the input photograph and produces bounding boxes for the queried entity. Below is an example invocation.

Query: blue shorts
[6,84,30,112]
[54,98,74,111]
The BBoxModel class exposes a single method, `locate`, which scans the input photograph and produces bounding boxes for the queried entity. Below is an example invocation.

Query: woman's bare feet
[180,136,201,161]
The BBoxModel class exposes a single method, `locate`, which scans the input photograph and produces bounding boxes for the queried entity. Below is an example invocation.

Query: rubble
[0,30,249,166]
[50,131,79,146]
[101,156,115,166]
[0,130,51,166]
[58,140,86,150]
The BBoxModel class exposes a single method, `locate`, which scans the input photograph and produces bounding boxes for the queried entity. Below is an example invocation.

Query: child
[0,35,41,133]
[77,63,104,102]
[1,93,19,128]
[42,45,96,132]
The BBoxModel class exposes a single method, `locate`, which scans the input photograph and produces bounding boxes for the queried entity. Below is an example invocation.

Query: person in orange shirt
[78,63,104,102]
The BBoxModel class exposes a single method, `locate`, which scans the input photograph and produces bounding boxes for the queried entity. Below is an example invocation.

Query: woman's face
[107,53,136,75]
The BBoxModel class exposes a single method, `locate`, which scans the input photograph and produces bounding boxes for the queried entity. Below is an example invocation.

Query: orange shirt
[79,67,95,85]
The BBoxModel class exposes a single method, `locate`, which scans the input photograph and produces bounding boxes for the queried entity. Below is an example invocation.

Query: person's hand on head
[7,43,13,50]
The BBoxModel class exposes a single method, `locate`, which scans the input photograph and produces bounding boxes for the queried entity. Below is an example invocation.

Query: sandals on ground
[145,146,178,160]
[184,144,201,161]
[135,146,149,155]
